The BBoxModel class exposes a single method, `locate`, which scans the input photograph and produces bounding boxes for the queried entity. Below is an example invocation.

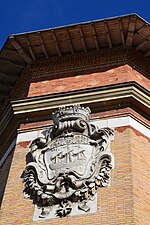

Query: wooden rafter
[145,48,150,57]
[78,25,87,53]
[0,97,5,104]
[0,83,13,90]
[0,70,18,80]
[38,32,49,59]
[0,91,9,97]
[134,24,148,38]
[0,57,25,69]
[136,35,150,51]
[91,23,99,50]
[104,21,112,48]
[51,30,62,56]
[118,18,125,46]
[126,16,136,46]
[3,48,17,54]
[9,36,32,63]
[66,28,74,55]
[25,35,36,60]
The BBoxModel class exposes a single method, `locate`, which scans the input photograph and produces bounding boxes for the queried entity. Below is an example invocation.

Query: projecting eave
[0,14,150,110]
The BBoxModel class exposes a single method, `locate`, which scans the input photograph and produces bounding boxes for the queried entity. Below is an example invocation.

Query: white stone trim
[129,117,149,138]
[16,116,150,143]
[16,130,44,143]
[0,116,149,167]
[92,116,150,138]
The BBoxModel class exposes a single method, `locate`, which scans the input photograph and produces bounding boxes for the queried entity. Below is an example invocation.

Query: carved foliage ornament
[22,105,114,218]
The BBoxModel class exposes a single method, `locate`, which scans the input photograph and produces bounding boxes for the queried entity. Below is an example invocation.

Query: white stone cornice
[10,82,150,115]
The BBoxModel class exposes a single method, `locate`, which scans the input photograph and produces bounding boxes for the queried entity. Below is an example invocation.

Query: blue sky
[1,0,150,48]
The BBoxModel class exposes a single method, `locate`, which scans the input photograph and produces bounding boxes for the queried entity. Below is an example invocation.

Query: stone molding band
[0,81,149,159]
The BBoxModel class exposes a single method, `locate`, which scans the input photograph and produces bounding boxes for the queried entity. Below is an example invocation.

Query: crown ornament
[52,104,91,123]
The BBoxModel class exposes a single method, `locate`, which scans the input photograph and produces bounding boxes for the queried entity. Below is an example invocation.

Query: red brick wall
[28,65,150,97]
[131,129,150,225]
[1,126,149,224]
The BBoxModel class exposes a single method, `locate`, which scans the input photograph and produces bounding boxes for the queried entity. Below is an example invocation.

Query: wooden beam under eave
[66,28,74,55]
[37,32,49,59]
[145,48,150,57]
[118,18,125,46]
[104,21,112,48]
[134,24,148,38]
[0,83,13,90]
[0,70,19,80]
[3,48,18,54]
[51,30,62,56]
[0,57,26,69]
[136,36,150,51]
[25,35,36,61]
[91,23,99,51]
[126,16,136,47]
[0,91,9,97]
[78,25,87,53]
[9,36,33,64]
[0,97,5,104]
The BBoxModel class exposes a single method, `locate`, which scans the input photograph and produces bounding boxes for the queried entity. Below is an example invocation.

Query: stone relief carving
[22,105,114,219]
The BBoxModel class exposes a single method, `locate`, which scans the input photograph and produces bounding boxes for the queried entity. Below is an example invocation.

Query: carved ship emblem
[45,135,95,178]
[22,105,114,218]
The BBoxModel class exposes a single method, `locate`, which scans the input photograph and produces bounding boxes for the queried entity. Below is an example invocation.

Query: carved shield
[22,105,114,218]
[44,134,96,180]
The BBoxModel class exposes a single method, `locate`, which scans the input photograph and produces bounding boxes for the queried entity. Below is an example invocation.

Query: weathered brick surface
[1,126,149,225]
[130,129,150,225]
[28,65,150,97]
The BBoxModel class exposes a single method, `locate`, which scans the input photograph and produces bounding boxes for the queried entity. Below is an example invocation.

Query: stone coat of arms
[22,105,114,218]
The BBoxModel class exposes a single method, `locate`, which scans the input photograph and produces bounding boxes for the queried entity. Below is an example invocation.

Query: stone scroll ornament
[22,105,114,218]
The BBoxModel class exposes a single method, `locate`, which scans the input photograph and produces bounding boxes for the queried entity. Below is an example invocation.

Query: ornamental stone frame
[22,105,114,220]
